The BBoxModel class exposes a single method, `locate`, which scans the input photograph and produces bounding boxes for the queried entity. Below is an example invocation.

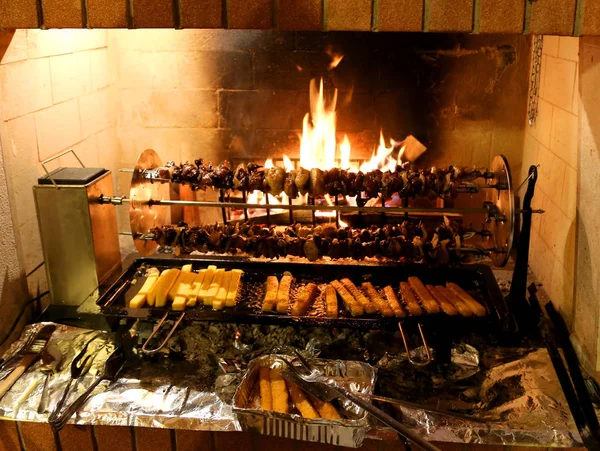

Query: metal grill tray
[97,256,509,331]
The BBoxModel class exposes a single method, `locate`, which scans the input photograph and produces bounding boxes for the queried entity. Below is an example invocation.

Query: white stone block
[1,59,52,120]
[35,99,82,161]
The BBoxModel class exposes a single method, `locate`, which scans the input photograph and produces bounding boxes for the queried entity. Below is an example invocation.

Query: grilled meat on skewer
[153,160,488,202]
[149,220,473,264]
[265,166,286,195]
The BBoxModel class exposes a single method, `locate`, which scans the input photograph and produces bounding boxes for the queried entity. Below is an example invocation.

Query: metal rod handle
[141,312,186,355]
[41,149,85,188]
[141,199,490,215]
[398,322,432,367]
[50,375,105,431]
[330,383,442,451]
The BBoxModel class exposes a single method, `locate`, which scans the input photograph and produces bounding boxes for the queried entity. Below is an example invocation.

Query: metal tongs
[49,347,124,431]
[281,351,442,451]
[48,333,103,424]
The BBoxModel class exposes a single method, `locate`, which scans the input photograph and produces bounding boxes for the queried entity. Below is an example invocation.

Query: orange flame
[238,71,404,225]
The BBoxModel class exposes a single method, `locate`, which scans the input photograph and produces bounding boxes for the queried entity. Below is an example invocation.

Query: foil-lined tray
[233,355,376,448]
[0,323,237,430]
[0,322,584,448]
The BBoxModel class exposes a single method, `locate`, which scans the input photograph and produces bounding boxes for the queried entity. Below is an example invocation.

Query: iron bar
[241,191,249,221]
[219,190,227,225]
[335,196,340,228]
[265,194,271,225]
[122,197,491,215]
[357,191,363,227]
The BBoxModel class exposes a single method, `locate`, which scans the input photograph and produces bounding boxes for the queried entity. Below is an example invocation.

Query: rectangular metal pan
[232,354,376,448]
[96,256,509,331]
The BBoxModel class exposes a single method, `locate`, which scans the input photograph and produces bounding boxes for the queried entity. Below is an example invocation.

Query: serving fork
[49,347,124,431]
[280,351,442,451]
[48,332,105,425]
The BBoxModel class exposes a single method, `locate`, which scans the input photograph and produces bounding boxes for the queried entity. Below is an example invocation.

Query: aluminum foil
[0,323,237,430]
[0,322,583,448]
[372,347,582,446]
[233,354,375,448]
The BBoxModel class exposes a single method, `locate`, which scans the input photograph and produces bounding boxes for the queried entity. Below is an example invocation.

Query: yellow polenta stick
[213,271,232,310]
[130,268,159,308]
[331,280,363,316]
[259,367,273,411]
[362,282,394,317]
[187,269,207,307]
[171,271,196,311]
[325,285,338,318]
[446,282,486,317]
[399,281,423,316]
[181,264,193,272]
[144,267,161,306]
[276,274,294,314]
[437,285,472,317]
[226,270,243,307]
[198,265,217,303]
[408,277,440,314]
[270,368,290,413]
[262,276,279,312]
[340,279,377,314]
[310,396,341,419]
[383,286,406,318]
[204,268,224,306]
[154,269,181,308]
[426,285,458,316]
[288,384,319,419]
[290,283,318,316]
[168,270,189,302]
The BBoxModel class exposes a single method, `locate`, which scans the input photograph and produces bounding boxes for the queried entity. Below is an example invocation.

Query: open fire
[233,75,406,223]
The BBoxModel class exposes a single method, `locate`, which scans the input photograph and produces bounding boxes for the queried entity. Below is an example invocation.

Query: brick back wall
[0,29,121,343]
[1,0,600,35]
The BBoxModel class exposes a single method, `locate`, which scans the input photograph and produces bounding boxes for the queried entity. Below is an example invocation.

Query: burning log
[401,135,427,163]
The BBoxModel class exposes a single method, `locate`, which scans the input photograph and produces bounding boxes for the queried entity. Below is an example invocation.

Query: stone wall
[113,29,530,183]
[521,36,579,330]
[0,29,120,332]
[573,36,600,372]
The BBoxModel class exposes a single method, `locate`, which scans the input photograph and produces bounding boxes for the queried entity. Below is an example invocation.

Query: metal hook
[398,322,432,367]
[515,165,540,193]
[141,312,186,355]
[41,149,85,189]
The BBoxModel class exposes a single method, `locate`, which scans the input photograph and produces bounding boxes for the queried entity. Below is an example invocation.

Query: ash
[138,320,577,442]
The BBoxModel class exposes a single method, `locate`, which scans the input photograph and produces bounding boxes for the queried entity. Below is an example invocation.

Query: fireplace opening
[0,28,533,307]
[0,21,598,451]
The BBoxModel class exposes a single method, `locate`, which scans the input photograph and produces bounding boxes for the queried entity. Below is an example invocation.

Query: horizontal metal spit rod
[138,198,492,215]
[120,167,508,192]
[128,231,507,255]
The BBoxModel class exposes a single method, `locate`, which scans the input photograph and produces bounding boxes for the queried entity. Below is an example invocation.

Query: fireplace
[0,2,599,450]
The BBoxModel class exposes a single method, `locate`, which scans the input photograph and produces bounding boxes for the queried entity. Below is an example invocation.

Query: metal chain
[528,35,543,126]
